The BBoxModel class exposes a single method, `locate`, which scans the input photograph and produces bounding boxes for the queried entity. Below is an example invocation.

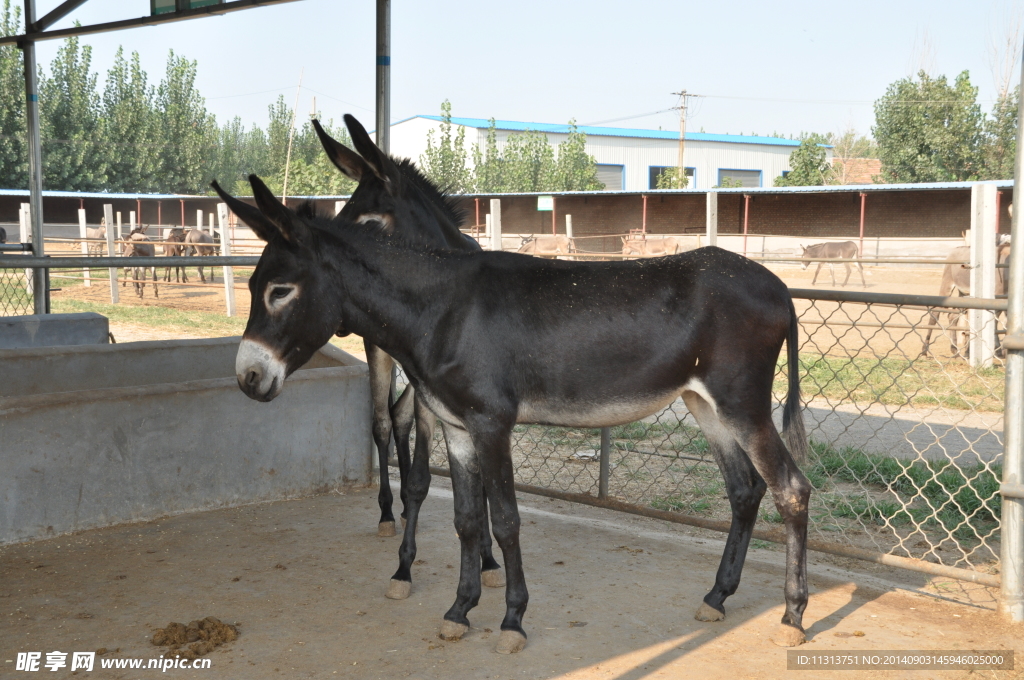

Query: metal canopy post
[21,0,47,314]
[1001,41,1024,623]
[375,0,390,154]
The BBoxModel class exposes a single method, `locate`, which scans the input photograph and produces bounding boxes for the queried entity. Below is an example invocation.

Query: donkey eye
[270,287,291,300]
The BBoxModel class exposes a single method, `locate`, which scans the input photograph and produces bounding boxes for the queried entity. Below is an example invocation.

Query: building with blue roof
[389,115,827,192]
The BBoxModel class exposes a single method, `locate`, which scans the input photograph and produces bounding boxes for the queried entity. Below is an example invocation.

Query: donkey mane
[391,156,466,230]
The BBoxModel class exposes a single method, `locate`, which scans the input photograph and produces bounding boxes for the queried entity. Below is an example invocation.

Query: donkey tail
[782,295,809,464]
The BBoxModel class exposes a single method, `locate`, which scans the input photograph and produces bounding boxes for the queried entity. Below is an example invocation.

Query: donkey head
[213,175,346,402]
[799,245,810,270]
[313,115,463,247]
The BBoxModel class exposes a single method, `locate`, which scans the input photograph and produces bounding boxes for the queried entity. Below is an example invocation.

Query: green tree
[40,33,106,191]
[263,119,357,197]
[775,134,830,186]
[982,86,1018,180]
[872,70,984,182]
[655,167,688,189]
[471,118,503,192]
[420,100,470,192]
[102,47,158,192]
[0,0,25,188]
[502,129,554,192]
[551,120,603,191]
[156,50,213,194]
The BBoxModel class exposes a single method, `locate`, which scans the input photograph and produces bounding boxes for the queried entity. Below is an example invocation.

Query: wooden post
[116,211,122,238]
[552,196,557,236]
[970,183,998,368]
[642,194,647,234]
[130,210,136,233]
[334,200,346,216]
[565,214,573,239]
[19,203,31,294]
[197,210,204,234]
[858,192,867,257]
[485,213,492,241]
[104,204,118,304]
[218,202,235,318]
[705,191,718,247]
[78,208,90,287]
[489,199,502,252]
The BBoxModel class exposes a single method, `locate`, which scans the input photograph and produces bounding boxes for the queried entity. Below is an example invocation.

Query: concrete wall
[0,312,109,349]
[0,337,371,544]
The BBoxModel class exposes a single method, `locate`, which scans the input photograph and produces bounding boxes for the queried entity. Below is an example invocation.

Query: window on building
[596,164,624,191]
[717,169,762,188]
[649,166,696,189]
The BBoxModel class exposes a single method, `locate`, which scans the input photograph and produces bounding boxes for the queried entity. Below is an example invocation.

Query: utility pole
[671,90,702,188]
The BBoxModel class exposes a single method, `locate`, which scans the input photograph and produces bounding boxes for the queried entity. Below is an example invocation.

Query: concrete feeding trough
[0,337,371,544]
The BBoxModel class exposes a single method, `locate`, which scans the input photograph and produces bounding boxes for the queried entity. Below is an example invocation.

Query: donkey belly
[516,387,687,428]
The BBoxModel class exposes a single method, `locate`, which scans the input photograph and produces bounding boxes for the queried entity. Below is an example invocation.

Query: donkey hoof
[377,521,396,537]
[495,629,527,654]
[694,602,725,622]
[400,517,407,529]
[439,619,468,641]
[770,623,806,647]
[481,568,506,588]
[385,579,411,600]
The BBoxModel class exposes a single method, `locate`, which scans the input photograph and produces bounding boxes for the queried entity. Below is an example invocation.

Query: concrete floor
[1,482,1020,680]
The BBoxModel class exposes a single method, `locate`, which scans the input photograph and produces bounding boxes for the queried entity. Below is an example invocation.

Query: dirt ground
[1,480,1019,680]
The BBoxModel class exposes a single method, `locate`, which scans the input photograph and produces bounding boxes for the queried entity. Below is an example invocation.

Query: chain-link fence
[396,288,1007,585]
[0,267,33,315]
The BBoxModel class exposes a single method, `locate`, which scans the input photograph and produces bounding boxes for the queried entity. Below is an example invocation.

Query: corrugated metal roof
[409,115,807,147]
[0,189,194,199]
[458,179,1014,199]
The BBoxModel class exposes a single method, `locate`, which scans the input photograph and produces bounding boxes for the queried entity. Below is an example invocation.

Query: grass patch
[806,442,1001,542]
[775,353,1005,412]
[51,297,248,337]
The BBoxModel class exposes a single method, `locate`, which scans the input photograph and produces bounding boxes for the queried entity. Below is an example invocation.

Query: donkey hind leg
[683,391,766,623]
[390,384,416,525]
[732,413,811,646]
[438,423,485,642]
[151,267,159,298]
[387,395,434,601]
[480,487,506,588]
[856,262,867,288]
[841,262,852,287]
[366,342,398,536]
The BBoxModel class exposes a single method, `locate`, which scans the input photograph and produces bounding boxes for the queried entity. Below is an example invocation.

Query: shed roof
[0,189,193,199]
[404,115,807,147]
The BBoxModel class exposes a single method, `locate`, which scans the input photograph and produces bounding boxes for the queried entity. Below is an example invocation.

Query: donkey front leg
[475,424,529,654]
[438,423,485,642]
[390,385,416,526]
[480,488,505,588]
[366,342,398,536]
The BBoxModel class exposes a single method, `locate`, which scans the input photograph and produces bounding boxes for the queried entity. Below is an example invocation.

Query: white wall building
[388,116,830,192]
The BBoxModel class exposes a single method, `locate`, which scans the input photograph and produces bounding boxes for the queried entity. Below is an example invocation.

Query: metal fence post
[77,208,90,287]
[970,183,997,368]
[218,203,235,318]
[706,191,718,247]
[599,426,610,499]
[489,199,502,252]
[19,203,31,294]
[104,204,118,304]
[1000,47,1024,622]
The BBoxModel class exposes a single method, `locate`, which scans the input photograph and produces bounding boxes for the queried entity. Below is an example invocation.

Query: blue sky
[22,0,1024,140]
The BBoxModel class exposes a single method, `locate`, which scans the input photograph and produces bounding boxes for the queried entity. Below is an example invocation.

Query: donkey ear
[312,118,369,182]
[247,174,311,245]
[211,180,280,244]
[344,114,398,194]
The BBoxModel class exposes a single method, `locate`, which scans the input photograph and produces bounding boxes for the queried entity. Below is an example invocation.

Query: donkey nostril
[245,368,262,388]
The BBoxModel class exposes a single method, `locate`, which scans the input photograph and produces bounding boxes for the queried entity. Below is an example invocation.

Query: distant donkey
[121,226,158,299]
[184,229,217,283]
[920,239,1011,358]
[86,219,106,256]
[799,240,866,287]
[517,235,575,257]
[162,227,188,283]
